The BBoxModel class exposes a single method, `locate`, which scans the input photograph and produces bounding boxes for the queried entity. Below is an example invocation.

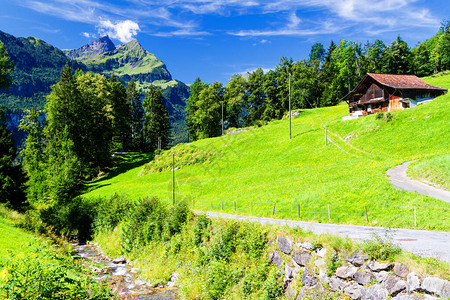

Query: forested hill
[0,31,190,144]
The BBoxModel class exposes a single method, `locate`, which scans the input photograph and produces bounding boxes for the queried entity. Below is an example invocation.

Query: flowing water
[73,243,179,299]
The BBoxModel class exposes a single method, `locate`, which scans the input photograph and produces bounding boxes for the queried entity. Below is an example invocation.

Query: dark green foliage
[0,108,25,209]
[127,80,146,151]
[165,200,191,236]
[326,253,342,276]
[241,262,269,296]
[382,35,412,74]
[0,42,12,90]
[110,76,132,152]
[142,85,171,151]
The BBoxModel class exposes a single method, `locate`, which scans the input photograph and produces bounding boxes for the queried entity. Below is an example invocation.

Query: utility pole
[172,152,175,205]
[221,99,224,136]
[289,73,292,140]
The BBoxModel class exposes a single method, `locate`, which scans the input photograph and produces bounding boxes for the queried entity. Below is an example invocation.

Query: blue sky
[0,0,449,84]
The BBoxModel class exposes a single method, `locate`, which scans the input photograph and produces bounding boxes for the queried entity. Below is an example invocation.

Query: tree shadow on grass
[81,152,154,194]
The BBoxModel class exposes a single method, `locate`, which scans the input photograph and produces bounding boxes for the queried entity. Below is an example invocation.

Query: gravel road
[200,211,450,262]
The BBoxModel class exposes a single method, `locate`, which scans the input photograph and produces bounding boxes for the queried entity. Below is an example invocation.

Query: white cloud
[97,19,141,43]
[81,32,97,38]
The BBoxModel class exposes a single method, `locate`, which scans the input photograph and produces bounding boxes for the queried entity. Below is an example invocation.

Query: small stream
[73,243,179,299]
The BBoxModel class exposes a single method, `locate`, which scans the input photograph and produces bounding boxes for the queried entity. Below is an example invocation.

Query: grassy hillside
[84,75,450,230]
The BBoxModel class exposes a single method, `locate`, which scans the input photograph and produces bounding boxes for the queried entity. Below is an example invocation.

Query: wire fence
[188,199,450,229]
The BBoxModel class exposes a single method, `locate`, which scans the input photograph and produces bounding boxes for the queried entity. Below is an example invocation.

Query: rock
[292,251,311,267]
[314,259,326,269]
[374,271,389,283]
[315,248,327,257]
[392,294,437,300]
[406,272,421,293]
[296,288,306,300]
[422,277,450,298]
[285,281,298,299]
[354,271,375,286]
[112,256,127,264]
[329,276,351,292]
[298,242,313,251]
[269,251,284,268]
[361,284,389,300]
[285,264,298,283]
[347,250,368,267]
[345,283,363,300]
[302,267,317,288]
[336,266,358,279]
[393,263,409,278]
[382,274,406,296]
[367,261,392,272]
[318,270,329,284]
[277,236,293,254]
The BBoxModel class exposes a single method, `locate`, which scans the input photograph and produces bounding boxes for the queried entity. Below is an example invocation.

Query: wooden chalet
[342,73,447,119]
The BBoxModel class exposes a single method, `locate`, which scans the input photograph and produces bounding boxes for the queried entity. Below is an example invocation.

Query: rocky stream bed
[73,243,179,299]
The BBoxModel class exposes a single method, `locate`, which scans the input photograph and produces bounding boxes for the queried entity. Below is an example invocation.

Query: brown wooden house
[342,73,447,119]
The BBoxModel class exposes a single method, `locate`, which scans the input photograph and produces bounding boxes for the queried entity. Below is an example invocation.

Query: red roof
[366,73,447,90]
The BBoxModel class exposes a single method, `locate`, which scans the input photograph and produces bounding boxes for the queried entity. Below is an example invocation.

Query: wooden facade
[342,73,447,117]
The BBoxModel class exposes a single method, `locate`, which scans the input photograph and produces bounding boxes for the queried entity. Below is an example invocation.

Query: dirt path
[386,161,450,203]
[199,211,450,262]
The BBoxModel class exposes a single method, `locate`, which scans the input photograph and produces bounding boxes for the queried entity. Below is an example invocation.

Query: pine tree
[142,85,171,151]
[127,80,145,151]
[110,76,131,152]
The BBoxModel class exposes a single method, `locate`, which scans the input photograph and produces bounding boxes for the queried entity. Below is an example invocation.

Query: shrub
[165,200,191,238]
[121,197,168,252]
[93,194,134,233]
[262,268,284,299]
[0,245,114,299]
[206,260,242,300]
[237,222,268,259]
[192,214,211,246]
[361,230,402,261]
[327,253,342,277]
[375,112,385,120]
[385,112,395,122]
[241,262,269,296]
[210,221,239,262]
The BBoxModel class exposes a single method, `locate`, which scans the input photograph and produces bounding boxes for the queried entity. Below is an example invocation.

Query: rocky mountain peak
[63,36,116,60]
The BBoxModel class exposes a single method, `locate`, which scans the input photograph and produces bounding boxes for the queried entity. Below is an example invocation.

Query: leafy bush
[165,200,191,237]
[0,246,114,299]
[385,112,395,122]
[375,112,384,120]
[210,221,239,262]
[327,253,342,277]
[93,194,134,232]
[241,262,269,296]
[206,260,242,300]
[121,197,168,252]
[192,214,211,246]
[361,230,402,261]
[237,222,268,259]
[262,268,284,299]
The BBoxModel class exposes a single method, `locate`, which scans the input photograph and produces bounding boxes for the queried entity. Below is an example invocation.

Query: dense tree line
[19,65,171,206]
[186,22,450,141]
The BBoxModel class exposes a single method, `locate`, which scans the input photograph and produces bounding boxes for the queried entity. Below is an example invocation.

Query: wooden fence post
[234,201,236,212]
[327,204,331,221]
[365,205,368,223]
[222,200,224,211]
[211,200,213,209]
[273,203,277,216]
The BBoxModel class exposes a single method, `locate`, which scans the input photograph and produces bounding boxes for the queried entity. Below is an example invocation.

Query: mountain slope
[0,32,190,144]
[84,75,450,231]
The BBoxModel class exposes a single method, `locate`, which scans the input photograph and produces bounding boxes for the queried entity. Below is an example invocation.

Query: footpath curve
[199,211,450,262]
[386,161,450,203]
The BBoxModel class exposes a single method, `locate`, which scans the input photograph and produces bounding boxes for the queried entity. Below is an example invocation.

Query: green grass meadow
[84,75,450,231]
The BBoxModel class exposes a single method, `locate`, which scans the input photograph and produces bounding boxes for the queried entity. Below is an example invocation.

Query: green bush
[0,245,114,299]
[327,253,342,277]
[361,230,402,261]
[237,222,268,259]
[385,112,395,122]
[262,268,284,299]
[192,214,211,246]
[93,194,134,233]
[165,200,191,237]
[241,262,269,296]
[375,112,385,120]
[206,260,242,300]
[210,221,239,262]
[121,197,168,252]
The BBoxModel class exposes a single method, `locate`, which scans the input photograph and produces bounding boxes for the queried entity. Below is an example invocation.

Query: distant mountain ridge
[0,31,190,144]
[63,36,116,60]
